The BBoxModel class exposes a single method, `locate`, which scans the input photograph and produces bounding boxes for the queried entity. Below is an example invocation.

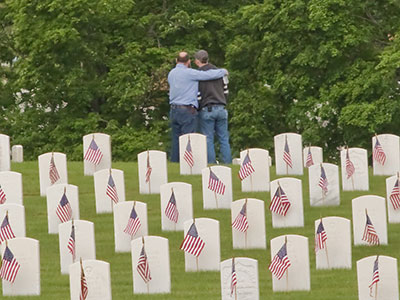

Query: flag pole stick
[375,283,378,300]
[147,150,151,194]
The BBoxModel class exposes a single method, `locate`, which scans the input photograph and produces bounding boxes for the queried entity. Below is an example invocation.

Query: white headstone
[94,168,125,213]
[309,163,340,206]
[232,198,266,249]
[0,134,10,171]
[352,195,388,245]
[0,204,26,240]
[357,255,398,300]
[11,145,23,163]
[46,184,80,234]
[315,217,351,269]
[131,236,171,294]
[202,166,232,209]
[83,133,111,176]
[239,148,270,192]
[303,146,323,167]
[179,133,207,175]
[114,201,148,252]
[138,150,168,194]
[232,158,241,165]
[269,178,304,228]
[182,218,220,271]
[0,171,23,205]
[69,259,111,300]
[220,257,259,300]
[160,182,193,231]
[274,133,303,175]
[38,152,68,196]
[59,220,96,274]
[340,148,369,191]
[1,238,40,296]
[372,134,399,176]
[386,175,400,223]
[270,235,310,292]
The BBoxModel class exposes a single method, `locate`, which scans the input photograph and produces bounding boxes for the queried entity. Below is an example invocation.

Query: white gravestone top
[269,235,310,292]
[372,134,399,176]
[0,134,10,171]
[239,148,270,192]
[202,166,232,209]
[340,147,369,191]
[114,201,148,252]
[179,133,207,175]
[83,133,111,176]
[182,218,220,272]
[38,152,68,196]
[160,182,193,232]
[309,163,340,206]
[315,217,352,269]
[94,168,125,213]
[59,220,96,274]
[220,257,259,300]
[1,237,40,296]
[270,178,304,228]
[0,171,23,206]
[357,255,398,300]
[274,133,303,175]
[46,184,80,234]
[69,259,112,300]
[138,150,168,194]
[303,146,323,167]
[352,195,388,245]
[11,145,23,163]
[131,236,171,294]
[232,198,266,249]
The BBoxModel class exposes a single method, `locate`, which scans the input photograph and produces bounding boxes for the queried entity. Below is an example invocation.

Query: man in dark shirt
[194,50,232,164]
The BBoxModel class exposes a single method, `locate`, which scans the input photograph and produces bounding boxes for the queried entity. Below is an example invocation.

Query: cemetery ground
[2,161,398,299]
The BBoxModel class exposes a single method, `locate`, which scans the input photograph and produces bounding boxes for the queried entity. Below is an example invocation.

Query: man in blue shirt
[168,51,228,162]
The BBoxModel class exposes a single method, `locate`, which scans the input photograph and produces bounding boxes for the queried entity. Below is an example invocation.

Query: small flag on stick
[180,222,205,257]
[238,151,255,180]
[305,146,314,167]
[373,136,386,166]
[268,241,291,280]
[283,136,293,168]
[315,219,327,252]
[106,172,119,204]
[49,153,60,185]
[137,243,152,283]
[183,136,194,168]
[0,245,20,283]
[124,204,142,236]
[56,189,73,223]
[232,201,249,232]
[84,138,103,165]
[208,168,226,195]
[0,213,15,244]
[362,211,380,246]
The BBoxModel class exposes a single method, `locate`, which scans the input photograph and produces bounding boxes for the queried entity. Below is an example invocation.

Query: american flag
[269,185,291,216]
[106,173,119,204]
[283,137,293,168]
[0,246,20,283]
[315,219,327,252]
[49,155,60,185]
[183,137,194,168]
[232,201,249,232]
[268,242,291,280]
[230,258,237,297]
[180,222,205,257]
[345,148,355,179]
[137,245,152,283]
[369,256,380,296]
[0,184,6,204]
[208,169,226,195]
[67,223,76,261]
[0,214,15,244]
[305,147,314,167]
[123,204,142,236]
[319,165,329,195]
[84,139,103,165]
[145,152,152,183]
[373,137,386,166]
[390,179,400,210]
[165,190,179,223]
[362,213,380,245]
[80,262,88,300]
[238,152,255,180]
[56,192,72,223]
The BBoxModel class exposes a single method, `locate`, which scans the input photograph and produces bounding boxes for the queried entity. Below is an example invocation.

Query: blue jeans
[199,105,232,164]
[170,106,198,162]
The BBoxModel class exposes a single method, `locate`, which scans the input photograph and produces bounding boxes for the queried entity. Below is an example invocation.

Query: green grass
[2,161,398,299]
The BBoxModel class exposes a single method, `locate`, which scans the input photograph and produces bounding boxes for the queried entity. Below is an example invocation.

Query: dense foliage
[1,0,400,161]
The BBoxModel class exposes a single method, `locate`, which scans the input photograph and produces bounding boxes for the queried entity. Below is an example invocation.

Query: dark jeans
[170,106,198,162]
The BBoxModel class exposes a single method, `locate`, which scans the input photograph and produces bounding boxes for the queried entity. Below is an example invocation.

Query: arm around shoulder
[188,68,227,81]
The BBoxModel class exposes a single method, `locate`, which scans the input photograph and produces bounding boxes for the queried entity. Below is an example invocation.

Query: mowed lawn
[2,160,398,299]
